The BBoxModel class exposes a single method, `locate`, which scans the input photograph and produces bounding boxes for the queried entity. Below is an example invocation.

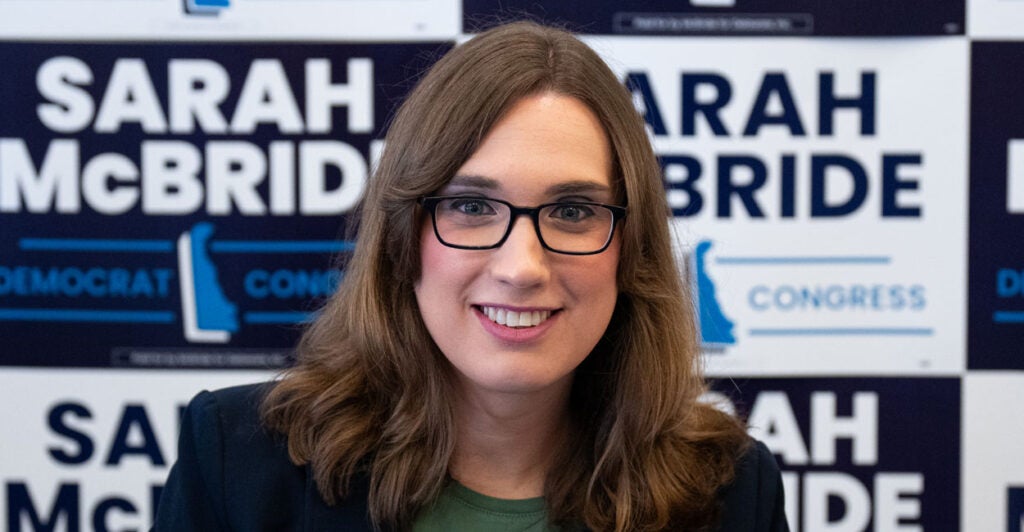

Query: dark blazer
[153,384,788,531]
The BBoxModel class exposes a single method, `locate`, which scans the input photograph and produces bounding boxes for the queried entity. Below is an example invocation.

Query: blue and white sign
[0,41,448,368]
[0,368,269,532]
[968,41,1024,370]
[968,0,1024,39]
[963,373,1024,531]
[0,0,459,40]
[1011,487,1024,532]
[588,36,968,375]
[464,0,965,36]
[710,377,960,532]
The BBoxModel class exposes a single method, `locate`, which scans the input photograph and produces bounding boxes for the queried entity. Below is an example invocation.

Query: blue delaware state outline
[183,0,229,16]
[177,223,238,343]
[692,239,737,348]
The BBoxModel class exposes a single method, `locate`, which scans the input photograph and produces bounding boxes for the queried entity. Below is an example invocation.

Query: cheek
[594,238,621,293]
[416,224,439,282]
[415,223,440,295]
[568,240,620,315]
[415,226,444,344]
[599,242,622,313]
[415,223,469,303]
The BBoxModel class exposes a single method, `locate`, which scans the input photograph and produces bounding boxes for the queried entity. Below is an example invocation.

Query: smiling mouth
[478,306,555,328]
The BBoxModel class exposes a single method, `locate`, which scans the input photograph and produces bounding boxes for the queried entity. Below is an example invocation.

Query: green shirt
[413,481,562,532]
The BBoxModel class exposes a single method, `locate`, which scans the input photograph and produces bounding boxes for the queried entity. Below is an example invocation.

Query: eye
[443,197,498,216]
[549,203,595,222]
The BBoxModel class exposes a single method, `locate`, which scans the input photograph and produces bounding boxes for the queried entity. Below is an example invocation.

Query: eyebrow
[546,181,612,197]
[446,175,500,191]
[446,174,612,197]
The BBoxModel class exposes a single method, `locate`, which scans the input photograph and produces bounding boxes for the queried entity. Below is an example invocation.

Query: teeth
[480,306,552,328]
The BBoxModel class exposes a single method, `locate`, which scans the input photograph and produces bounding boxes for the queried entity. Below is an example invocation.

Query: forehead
[449,93,615,201]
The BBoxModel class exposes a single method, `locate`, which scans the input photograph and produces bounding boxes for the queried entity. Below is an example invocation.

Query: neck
[449,378,573,500]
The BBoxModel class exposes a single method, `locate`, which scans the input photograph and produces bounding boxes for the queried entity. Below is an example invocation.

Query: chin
[460,365,575,396]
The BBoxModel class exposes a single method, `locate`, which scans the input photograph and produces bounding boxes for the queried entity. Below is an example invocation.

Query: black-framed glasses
[419,196,627,255]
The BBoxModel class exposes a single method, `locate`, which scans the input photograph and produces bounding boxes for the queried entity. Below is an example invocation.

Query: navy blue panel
[710,377,960,531]
[1010,487,1024,532]
[968,42,1024,370]
[464,0,965,36]
[0,41,450,368]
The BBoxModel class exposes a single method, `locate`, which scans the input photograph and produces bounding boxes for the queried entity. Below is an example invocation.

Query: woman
[154,21,786,531]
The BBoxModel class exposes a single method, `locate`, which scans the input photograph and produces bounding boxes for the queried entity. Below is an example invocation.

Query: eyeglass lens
[432,197,615,253]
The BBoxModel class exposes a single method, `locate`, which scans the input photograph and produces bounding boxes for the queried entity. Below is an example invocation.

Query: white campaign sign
[962,373,1024,532]
[0,368,272,530]
[587,36,968,375]
[969,0,1024,39]
[1009,139,1024,214]
[0,0,459,41]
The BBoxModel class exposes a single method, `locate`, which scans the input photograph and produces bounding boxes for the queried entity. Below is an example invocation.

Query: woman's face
[414,92,620,399]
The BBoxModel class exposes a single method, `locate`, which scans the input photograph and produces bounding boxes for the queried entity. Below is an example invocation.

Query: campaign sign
[0,41,449,368]
[0,368,271,531]
[463,0,965,36]
[962,374,1024,531]
[585,36,968,375]
[0,0,459,41]
[709,377,959,532]
[968,0,1024,39]
[1011,487,1024,532]
[968,42,1024,370]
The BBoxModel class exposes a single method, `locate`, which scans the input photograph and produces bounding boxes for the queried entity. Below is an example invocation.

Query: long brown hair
[261,20,749,531]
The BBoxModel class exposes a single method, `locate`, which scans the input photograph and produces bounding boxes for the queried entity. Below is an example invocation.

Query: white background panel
[0,368,273,529]
[969,0,1024,39]
[962,372,1024,532]
[0,0,459,41]
[588,36,969,375]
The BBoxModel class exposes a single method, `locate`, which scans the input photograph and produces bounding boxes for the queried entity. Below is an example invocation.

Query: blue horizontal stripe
[993,311,1024,324]
[717,256,890,265]
[0,308,175,323]
[749,327,933,336]
[211,241,355,253]
[20,238,173,253]
[243,311,315,324]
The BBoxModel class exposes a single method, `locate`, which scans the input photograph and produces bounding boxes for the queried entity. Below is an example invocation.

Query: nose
[488,215,550,288]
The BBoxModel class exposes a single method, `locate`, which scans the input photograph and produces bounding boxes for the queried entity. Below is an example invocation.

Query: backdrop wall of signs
[0,0,1017,530]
